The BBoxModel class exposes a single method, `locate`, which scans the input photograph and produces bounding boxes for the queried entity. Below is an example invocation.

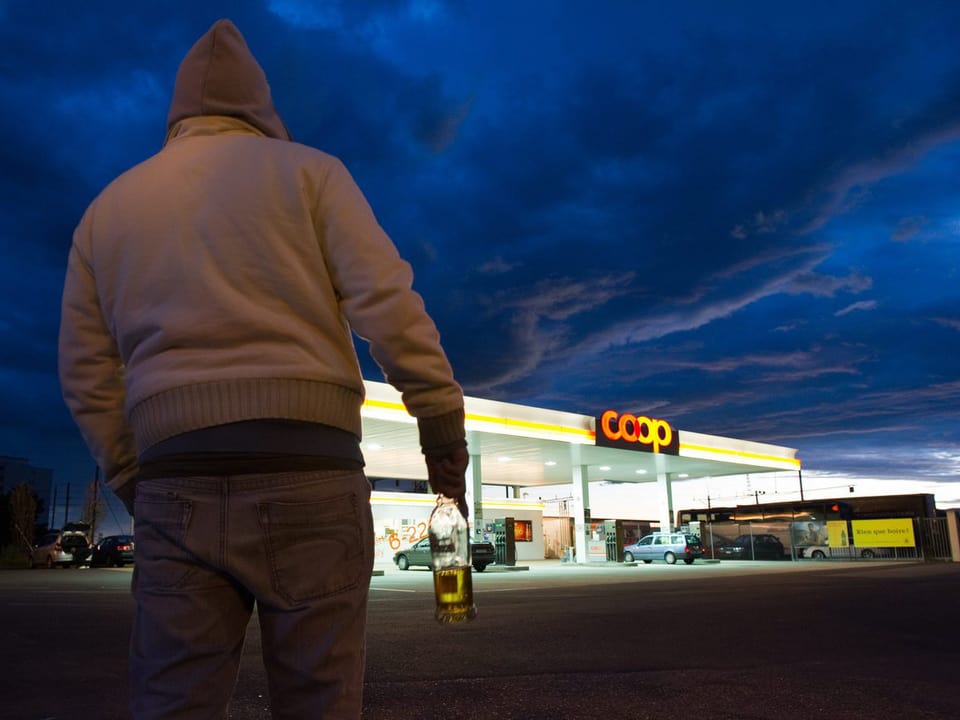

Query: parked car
[31,532,66,568]
[800,545,892,559]
[393,537,496,572]
[469,540,496,571]
[623,532,702,565]
[30,522,92,568]
[718,534,786,560]
[88,534,135,567]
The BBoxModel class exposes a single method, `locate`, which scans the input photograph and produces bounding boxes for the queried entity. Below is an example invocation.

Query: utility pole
[90,466,100,542]
[707,493,715,560]
[63,482,71,527]
[798,469,805,501]
[50,484,58,529]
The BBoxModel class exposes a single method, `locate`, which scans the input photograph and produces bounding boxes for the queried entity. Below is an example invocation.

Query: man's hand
[425,445,469,512]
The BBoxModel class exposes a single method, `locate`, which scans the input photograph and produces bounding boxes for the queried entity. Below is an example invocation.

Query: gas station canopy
[359,380,800,488]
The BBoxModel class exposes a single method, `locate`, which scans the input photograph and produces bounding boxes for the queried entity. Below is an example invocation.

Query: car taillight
[685,547,691,553]
[118,544,131,551]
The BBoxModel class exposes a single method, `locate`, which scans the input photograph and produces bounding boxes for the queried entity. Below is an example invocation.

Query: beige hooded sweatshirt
[59,19,465,494]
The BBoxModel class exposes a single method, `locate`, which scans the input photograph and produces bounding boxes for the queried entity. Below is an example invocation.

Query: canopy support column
[655,454,674,533]
[466,455,483,535]
[570,445,590,563]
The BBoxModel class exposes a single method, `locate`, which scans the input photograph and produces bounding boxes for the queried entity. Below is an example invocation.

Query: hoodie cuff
[418,408,466,456]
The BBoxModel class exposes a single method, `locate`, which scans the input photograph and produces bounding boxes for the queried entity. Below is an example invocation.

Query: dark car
[470,540,496,571]
[88,534,135,567]
[719,533,786,560]
[393,537,496,572]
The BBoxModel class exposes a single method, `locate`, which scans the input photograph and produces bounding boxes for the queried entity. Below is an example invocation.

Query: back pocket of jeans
[259,492,365,604]
[134,497,194,590]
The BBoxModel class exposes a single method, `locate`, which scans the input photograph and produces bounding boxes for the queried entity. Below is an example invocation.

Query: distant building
[0,455,54,525]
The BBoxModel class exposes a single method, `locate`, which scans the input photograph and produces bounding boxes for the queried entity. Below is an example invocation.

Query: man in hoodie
[59,18,468,720]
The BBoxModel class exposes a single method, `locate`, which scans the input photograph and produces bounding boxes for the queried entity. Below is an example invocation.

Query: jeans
[130,469,374,720]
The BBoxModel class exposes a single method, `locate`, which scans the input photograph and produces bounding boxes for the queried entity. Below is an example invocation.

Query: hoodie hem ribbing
[129,378,363,452]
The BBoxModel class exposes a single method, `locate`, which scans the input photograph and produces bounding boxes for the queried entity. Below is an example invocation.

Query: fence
[694,517,953,562]
[918,517,952,561]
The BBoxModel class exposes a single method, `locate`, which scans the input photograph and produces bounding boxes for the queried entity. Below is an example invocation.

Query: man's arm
[314,159,467,499]
[59,237,139,505]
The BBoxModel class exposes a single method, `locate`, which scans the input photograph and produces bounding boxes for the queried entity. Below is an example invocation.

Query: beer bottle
[428,495,478,624]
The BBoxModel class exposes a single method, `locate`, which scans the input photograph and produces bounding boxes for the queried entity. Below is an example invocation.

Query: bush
[0,544,31,569]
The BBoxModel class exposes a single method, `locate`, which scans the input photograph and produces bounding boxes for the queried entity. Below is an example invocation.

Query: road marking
[477,586,549,592]
[369,587,417,593]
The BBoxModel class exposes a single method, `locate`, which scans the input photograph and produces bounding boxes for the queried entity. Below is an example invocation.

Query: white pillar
[655,455,674,533]
[467,430,483,539]
[570,445,590,563]
[468,452,483,537]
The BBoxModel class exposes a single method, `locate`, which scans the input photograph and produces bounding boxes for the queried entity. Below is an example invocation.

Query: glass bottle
[428,495,478,624]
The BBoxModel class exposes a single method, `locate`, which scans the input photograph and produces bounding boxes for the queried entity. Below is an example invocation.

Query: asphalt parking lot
[3,559,959,719]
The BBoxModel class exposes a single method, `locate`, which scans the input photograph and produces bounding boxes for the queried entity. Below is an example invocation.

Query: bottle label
[433,565,477,623]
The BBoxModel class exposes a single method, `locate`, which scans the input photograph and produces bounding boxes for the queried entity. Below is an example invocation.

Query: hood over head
[166,19,291,143]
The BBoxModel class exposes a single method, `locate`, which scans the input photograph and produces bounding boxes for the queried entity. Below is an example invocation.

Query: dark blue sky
[2,1,959,511]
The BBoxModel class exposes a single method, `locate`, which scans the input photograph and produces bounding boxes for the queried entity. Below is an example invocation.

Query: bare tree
[9,484,37,558]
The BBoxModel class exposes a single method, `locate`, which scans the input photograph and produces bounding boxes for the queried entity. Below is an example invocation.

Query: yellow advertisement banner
[851,518,915,548]
[826,521,848,548]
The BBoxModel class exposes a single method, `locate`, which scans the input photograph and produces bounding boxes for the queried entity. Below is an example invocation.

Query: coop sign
[596,410,679,455]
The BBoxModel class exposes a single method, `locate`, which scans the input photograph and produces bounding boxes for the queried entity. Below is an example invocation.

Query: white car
[623,532,703,565]
[800,545,888,559]
[30,523,91,568]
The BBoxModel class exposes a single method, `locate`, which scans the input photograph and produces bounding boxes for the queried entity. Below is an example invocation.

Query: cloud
[563,249,870,358]
[738,380,960,442]
[478,256,521,275]
[835,300,879,316]
[268,0,345,30]
[4,2,960,498]
[892,215,928,242]
[502,273,636,322]
[787,271,873,298]
[799,100,960,236]
[932,316,960,331]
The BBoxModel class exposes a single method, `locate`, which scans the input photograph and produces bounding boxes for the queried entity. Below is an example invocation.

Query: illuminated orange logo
[596,411,678,454]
